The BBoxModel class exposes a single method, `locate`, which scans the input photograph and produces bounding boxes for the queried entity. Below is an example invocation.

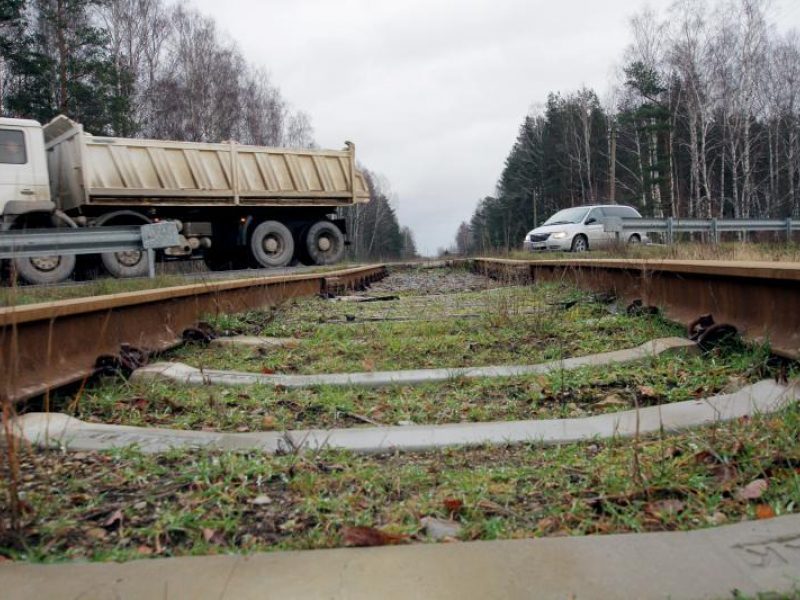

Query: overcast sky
[193,0,800,255]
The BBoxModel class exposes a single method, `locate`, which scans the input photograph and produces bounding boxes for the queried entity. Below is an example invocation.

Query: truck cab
[0,117,53,229]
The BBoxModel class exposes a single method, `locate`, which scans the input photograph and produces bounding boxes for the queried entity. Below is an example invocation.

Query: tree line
[457,0,800,253]
[0,0,416,259]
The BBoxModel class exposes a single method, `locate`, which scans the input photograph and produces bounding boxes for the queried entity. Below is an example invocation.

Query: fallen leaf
[342,526,407,547]
[710,464,738,489]
[362,358,376,372]
[136,545,153,556]
[755,504,776,520]
[236,426,250,433]
[705,512,728,526]
[201,528,225,544]
[645,499,685,518]
[251,495,272,506]
[86,527,108,540]
[536,516,558,533]
[637,385,657,398]
[261,415,278,430]
[443,497,463,514]
[736,479,768,501]
[595,394,628,409]
[102,509,123,530]
[260,367,275,375]
[476,499,505,515]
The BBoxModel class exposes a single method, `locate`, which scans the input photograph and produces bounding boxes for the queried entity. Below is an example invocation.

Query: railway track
[469,257,800,360]
[1,257,799,405]
[2,258,800,596]
[2,257,799,403]
[0,264,387,403]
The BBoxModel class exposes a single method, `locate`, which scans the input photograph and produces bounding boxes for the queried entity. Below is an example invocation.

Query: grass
[3,401,799,562]
[60,344,777,432]
[0,263,342,307]
[166,280,685,375]
[506,240,800,263]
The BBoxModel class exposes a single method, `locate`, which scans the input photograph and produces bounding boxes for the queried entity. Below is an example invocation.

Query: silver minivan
[523,205,648,252]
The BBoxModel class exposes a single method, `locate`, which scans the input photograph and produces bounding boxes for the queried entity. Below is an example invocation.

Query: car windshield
[543,207,590,226]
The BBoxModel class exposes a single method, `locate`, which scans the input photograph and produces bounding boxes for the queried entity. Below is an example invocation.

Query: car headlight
[551,232,567,239]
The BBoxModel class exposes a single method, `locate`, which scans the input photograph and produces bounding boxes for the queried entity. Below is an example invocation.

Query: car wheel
[571,235,588,253]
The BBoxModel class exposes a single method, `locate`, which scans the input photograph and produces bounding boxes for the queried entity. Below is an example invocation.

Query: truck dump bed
[44,116,370,212]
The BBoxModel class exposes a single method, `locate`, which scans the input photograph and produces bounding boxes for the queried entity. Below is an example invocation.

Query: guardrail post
[787,218,793,244]
[666,217,674,245]
[147,249,156,278]
[711,218,719,244]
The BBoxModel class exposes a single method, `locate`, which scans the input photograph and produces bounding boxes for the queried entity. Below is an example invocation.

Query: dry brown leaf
[637,385,657,398]
[261,415,278,430]
[342,526,407,547]
[136,545,154,555]
[476,499,505,515]
[645,499,685,518]
[362,358,376,372]
[86,527,108,540]
[102,509,123,529]
[755,504,776,520]
[736,479,768,501]
[710,464,738,489]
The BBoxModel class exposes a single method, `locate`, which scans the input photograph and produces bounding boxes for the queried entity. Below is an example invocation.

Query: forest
[0,0,416,261]
[459,0,800,253]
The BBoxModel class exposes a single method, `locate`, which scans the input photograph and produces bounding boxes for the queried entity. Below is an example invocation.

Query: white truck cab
[0,117,54,229]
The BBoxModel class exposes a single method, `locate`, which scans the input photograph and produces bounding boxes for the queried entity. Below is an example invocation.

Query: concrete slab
[209,336,300,350]
[132,337,698,389]
[8,380,797,455]
[2,514,799,599]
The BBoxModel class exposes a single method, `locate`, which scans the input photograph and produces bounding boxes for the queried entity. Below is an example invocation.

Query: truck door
[0,127,36,213]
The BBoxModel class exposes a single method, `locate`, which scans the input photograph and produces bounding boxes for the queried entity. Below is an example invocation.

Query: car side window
[0,129,27,164]
[586,208,603,223]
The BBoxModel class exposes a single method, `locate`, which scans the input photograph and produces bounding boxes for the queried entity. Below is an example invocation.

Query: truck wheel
[305,221,345,265]
[250,221,294,268]
[102,250,150,278]
[13,254,76,285]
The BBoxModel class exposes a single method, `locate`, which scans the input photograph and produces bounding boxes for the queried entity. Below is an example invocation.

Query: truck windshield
[0,129,26,164]
[543,207,590,225]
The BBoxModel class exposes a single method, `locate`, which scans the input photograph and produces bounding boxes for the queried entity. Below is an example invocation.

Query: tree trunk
[56,0,69,114]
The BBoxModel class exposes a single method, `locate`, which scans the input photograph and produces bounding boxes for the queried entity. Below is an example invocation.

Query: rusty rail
[470,258,800,360]
[0,264,387,403]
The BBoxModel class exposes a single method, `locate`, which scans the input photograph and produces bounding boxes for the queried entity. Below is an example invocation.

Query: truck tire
[102,250,150,278]
[94,211,152,278]
[250,220,294,268]
[305,220,345,265]
[13,254,76,285]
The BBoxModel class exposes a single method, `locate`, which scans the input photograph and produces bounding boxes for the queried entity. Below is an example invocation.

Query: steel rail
[470,257,800,360]
[0,264,387,403]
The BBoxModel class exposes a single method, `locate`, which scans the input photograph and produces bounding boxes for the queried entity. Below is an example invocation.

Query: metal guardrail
[0,222,181,277]
[604,216,800,244]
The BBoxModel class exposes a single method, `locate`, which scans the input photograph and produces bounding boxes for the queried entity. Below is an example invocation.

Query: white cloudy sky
[193,0,800,255]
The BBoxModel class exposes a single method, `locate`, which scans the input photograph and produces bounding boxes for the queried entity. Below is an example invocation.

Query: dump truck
[0,115,370,283]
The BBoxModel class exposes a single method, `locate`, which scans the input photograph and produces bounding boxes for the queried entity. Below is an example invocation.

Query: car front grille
[528,233,550,242]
